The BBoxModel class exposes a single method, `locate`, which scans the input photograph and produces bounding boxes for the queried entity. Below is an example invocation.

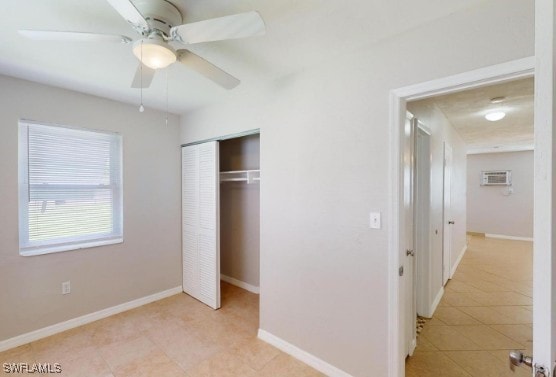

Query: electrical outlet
[62,281,71,295]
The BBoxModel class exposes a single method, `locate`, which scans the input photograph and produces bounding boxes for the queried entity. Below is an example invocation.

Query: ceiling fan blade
[106,0,149,34]
[177,49,240,89]
[131,63,156,88]
[19,30,132,43]
[170,11,265,45]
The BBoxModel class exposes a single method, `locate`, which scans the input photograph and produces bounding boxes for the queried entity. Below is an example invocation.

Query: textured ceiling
[0,0,488,114]
[414,77,534,153]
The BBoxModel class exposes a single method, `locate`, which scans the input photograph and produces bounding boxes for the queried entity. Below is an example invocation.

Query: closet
[181,133,260,309]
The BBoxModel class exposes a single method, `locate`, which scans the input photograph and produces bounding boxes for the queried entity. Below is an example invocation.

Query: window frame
[18,120,124,256]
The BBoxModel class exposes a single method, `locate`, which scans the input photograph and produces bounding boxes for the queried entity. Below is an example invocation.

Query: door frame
[387,56,535,377]
[401,114,417,357]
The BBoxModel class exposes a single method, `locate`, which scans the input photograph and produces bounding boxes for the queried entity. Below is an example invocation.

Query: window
[18,121,123,256]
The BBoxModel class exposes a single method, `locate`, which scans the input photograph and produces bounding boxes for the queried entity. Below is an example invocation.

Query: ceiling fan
[18,0,266,89]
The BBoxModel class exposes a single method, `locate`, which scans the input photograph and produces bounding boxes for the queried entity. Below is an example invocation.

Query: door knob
[509,350,533,370]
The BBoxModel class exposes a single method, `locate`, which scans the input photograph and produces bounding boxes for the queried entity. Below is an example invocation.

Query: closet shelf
[220,169,260,184]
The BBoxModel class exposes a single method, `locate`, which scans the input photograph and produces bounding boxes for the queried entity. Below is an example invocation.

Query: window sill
[20,238,123,257]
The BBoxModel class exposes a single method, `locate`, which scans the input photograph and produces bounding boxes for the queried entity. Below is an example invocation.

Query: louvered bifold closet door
[182,142,221,309]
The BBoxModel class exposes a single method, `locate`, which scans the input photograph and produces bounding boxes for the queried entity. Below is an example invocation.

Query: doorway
[387,57,540,377]
[405,76,535,376]
[219,134,261,294]
[181,131,261,314]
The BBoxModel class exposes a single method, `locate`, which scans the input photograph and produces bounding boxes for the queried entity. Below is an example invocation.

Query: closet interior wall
[219,134,260,290]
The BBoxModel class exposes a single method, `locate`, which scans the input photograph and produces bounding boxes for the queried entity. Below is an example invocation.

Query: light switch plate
[370,212,381,229]
[62,281,71,295]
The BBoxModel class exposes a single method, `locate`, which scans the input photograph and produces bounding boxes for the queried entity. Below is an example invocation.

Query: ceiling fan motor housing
[133,0,182,36]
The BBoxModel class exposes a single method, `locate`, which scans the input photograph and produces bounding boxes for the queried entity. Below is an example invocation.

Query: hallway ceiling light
[490,96,506,104]
[485,111,506,121]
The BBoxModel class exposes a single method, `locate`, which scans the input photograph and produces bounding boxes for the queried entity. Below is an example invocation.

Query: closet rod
[220,169,260,184]
[220,170,260,175]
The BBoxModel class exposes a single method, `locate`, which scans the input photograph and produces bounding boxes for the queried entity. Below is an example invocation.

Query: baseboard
[450,245,467,279]
[258,329,353,377]
[0,286,182,352]
[408,338,417,356]
[429,287,445,317]
[485,233,533,242]
[221,274,260,294]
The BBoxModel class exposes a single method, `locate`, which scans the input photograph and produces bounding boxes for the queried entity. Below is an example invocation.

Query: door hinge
[399,266,404,276]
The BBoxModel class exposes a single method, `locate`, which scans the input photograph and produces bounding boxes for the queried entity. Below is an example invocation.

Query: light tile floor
[0,283,323,377]
[406,235,533,377]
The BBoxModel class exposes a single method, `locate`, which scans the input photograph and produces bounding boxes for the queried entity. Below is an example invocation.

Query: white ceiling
[414,77,534,153]
[0,0,488,114]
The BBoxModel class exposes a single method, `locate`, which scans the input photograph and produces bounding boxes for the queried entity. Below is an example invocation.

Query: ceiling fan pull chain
[165,67,169,126]
[139,40,145,113]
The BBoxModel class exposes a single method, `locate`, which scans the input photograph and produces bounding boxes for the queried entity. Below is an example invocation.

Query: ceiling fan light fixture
[133,38,176,69]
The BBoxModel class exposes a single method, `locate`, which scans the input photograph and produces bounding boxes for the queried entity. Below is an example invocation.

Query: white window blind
[18,121,123,256]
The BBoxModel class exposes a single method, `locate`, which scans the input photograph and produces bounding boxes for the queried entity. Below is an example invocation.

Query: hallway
[406,235,533,377]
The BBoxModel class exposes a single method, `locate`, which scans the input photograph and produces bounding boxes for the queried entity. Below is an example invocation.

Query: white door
[442,143,452,286]
[415,125,431,318]
[402,115,417,356]
[530,1,556,374]
[182,142,221,309]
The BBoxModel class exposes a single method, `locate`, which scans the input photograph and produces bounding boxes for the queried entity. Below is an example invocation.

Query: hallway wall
[467,151,534,238]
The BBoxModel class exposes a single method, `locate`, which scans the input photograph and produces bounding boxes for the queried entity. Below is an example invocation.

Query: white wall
[407,102,467,315]
[0,75,182,342]
[180,0,534,375]
[219,135,260,288]
[467,151,534,238]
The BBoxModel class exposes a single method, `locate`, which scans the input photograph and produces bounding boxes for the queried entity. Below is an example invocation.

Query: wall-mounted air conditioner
[481,170,512,186]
